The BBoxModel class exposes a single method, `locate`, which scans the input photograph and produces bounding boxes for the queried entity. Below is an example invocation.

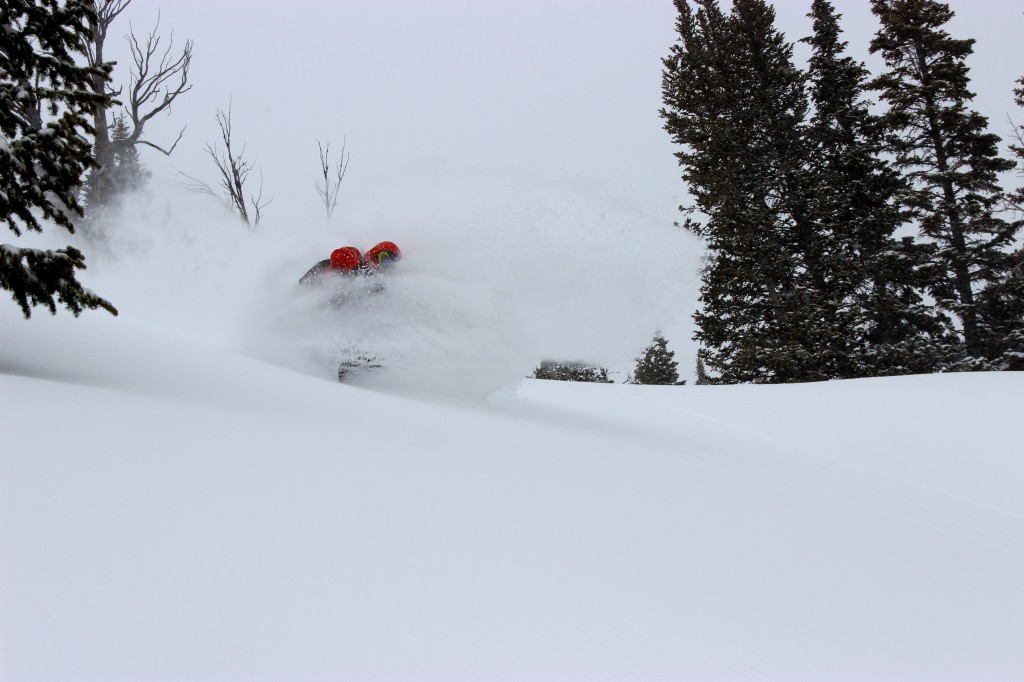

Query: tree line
[661,0,1024,382]
[4,0,1021,386]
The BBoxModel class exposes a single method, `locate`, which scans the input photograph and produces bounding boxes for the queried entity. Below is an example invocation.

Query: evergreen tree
[630,334,682,385]
[694,355,710,385]
[974,250,1024,370]
[802,0,953,376]
[109,112,149,192]
[0,0,117,318]
[83,112,150,211]
[973,75,1024,370]
[869,0,1022,365]
[1010,76,1024,212]
[662,0,835,384]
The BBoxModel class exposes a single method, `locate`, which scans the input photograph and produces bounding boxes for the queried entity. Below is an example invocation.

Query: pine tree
[802,0,953,376]
[83,112,150,211]
[1009,76,1024,213]
[973,76,1024,370]
[630,334,681,385]
[109,112,149,192]
[975,250,1024,370]
[662,0,835,384]
[869,0,1022,366]
[1,0,117,318]
[694,355,710,385]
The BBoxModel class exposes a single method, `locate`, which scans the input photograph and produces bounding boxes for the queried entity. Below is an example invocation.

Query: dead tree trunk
[82,0,192,209]
[315,139,349,221]
[181,104,271,229]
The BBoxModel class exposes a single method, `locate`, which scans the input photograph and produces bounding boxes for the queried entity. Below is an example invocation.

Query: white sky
[104,0,1024,226]
[89,1,1023,370]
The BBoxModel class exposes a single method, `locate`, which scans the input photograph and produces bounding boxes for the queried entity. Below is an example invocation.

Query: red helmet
[329,246,363,272]
[364,241,401,270]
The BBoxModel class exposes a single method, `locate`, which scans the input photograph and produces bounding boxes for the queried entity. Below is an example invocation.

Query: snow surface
[2,194,1024,681]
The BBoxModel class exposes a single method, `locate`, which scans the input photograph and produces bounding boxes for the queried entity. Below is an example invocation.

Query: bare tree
[181,104,271,229]
[82,0,192,207]
[82,0,129,171]
[122,15,192,154]
[315,139,350,220]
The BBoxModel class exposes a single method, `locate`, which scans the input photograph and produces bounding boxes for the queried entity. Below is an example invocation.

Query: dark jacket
[299,259,332,286]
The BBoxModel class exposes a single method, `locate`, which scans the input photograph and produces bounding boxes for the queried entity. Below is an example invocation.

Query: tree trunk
[88,11,112,207]
[915,40,979,355]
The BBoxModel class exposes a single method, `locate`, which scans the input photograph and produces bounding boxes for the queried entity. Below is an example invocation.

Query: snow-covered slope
[3,306,1022,682]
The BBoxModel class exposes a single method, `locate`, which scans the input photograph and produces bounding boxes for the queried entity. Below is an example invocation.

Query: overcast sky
[104,0,1023,229]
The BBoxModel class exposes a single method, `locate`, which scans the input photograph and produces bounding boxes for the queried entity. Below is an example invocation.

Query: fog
[74,179,696,398]
[25,0,1024,392]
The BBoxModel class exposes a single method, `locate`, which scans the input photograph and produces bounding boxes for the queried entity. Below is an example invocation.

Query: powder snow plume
[43,171,700,399]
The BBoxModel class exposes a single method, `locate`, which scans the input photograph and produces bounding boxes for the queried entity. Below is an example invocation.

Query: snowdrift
[3,305,1023,682]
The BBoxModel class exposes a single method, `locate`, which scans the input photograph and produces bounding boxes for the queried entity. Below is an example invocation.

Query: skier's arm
[299,259,331,286]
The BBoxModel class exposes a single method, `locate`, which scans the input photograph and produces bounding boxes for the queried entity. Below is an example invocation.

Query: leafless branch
[251,171,272,227]
[83,0,130,76]
[82,1,192,211]
[176,170,223,202]
[135,127,185,156]
[315,139,349,220]
[191,103,271,228]
[124,13,192,155]
[208,105,250,225]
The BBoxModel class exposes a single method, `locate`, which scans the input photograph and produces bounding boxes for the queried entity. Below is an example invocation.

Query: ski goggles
[373,251,398,267]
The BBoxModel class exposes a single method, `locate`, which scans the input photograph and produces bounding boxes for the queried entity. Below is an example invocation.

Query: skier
[297,241,403,381]
[299,246,366,286]
[299,241,401,286]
